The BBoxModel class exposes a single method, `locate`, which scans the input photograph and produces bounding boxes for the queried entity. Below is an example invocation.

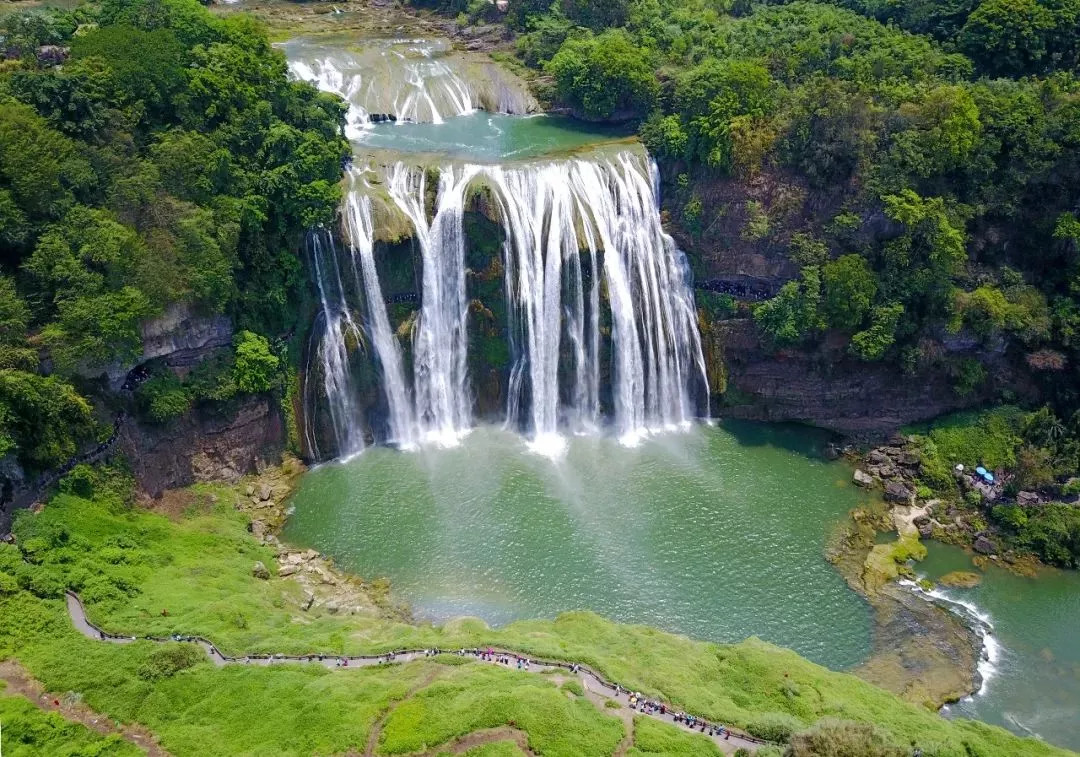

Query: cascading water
[483,154,708,448]
[385,163,477,445]
[342,169,417,447]
[290,34,705,460]
[310,153,708,458]
[284,37,513,133]
[306,230,367,459]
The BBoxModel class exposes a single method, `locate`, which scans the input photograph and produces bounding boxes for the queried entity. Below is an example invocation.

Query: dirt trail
[421,725,536,756]
[0,659,169,756]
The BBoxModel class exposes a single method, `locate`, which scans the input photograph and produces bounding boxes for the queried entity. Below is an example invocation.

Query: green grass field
[0,481,1073,756]
[0,687,144,757]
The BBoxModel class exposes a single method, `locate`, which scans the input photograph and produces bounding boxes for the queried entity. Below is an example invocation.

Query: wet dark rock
[253,561,271,580]
[973,534,997,555]
[884,481,914,505]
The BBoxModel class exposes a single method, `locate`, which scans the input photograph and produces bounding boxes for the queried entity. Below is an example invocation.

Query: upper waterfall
[283,35,537,135]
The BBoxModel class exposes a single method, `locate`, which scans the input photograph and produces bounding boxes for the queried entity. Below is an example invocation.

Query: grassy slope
[0,686,144,757]
[0,487,1073,756]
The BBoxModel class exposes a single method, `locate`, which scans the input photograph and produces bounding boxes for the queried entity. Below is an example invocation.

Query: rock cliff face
[119,396,286,497]
[711,320,996,437]
[85,303,234,390]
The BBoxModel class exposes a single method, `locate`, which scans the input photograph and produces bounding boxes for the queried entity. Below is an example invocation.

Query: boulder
[853,469,875,488]
[278,564,298,578]
[258,483,272,502]
[302,591,315,611]
[884,481,915,505]
[973,534,997,555]
[899,451,920,466]
[252,560,271,580]
[245,484,255,496]
[250,520,267,541]
[917,520,934,538]
[938,571,981,588]
[325,600,340,614]
[1016,491,1040,506]
[868,450,889,464]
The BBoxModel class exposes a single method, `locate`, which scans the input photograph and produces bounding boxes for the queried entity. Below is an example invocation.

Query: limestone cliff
[119,396,286,497]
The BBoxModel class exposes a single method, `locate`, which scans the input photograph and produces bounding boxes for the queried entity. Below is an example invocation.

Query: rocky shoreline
[214,458,407,621]
[845,437,1046,575]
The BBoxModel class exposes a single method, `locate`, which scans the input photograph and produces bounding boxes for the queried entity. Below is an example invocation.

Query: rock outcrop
[83,303,234,390]
[119,396,285,497]
[712,320,1000,437]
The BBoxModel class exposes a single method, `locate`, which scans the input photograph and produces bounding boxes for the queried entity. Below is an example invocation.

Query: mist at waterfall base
[286,422,875,669]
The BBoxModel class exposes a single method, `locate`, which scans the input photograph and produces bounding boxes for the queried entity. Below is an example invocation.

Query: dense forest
[0,0,348,476]
[422,0,1080,560]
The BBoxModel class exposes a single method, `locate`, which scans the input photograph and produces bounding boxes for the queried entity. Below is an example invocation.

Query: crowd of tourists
[413,647,737,741]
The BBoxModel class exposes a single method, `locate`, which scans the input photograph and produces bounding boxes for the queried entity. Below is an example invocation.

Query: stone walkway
[64,592,768,754]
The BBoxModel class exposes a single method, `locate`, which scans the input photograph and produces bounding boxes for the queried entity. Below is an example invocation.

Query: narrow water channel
[918,542,1080,752]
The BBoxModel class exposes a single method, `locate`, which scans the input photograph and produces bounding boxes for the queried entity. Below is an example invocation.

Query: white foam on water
[898,577,1000,696]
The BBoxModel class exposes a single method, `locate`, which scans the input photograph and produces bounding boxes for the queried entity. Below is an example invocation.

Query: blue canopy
[984,473,995,483]
[975,466,988,476]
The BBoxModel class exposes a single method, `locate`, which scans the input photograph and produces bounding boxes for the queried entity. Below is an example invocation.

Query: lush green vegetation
[0,471,1071,756]
[0,688,144,757]
[907,407,1080,566]
[0,0,346,474]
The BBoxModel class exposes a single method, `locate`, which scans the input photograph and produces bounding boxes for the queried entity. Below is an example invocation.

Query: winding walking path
[64,592,768,754]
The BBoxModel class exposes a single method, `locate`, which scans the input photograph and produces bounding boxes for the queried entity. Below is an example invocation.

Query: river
[917,542,1080,752]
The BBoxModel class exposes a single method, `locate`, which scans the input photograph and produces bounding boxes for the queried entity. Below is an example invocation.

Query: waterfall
[386,163,476,445]
[483,154,708,446]
[342,169,417,447]
[307,230,366,458]
[306,153,706,459]
[285,42,477,131]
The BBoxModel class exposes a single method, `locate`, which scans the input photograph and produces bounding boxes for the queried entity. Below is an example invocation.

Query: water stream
[916,543,1080,752]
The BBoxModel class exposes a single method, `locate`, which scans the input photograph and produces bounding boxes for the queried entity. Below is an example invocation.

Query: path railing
[64,592,774,748]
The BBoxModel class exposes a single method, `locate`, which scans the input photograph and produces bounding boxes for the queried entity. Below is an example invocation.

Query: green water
[356,112,634,162]
[917,542,1080,751]
[285,423,874,669]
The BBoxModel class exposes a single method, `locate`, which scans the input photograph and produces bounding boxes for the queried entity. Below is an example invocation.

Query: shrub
[137,643,206,681]
[787,718,907,756]
[546,30,658,120]
[745,711,803,743]
[136,371,192,422]
[232,331,279,394]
